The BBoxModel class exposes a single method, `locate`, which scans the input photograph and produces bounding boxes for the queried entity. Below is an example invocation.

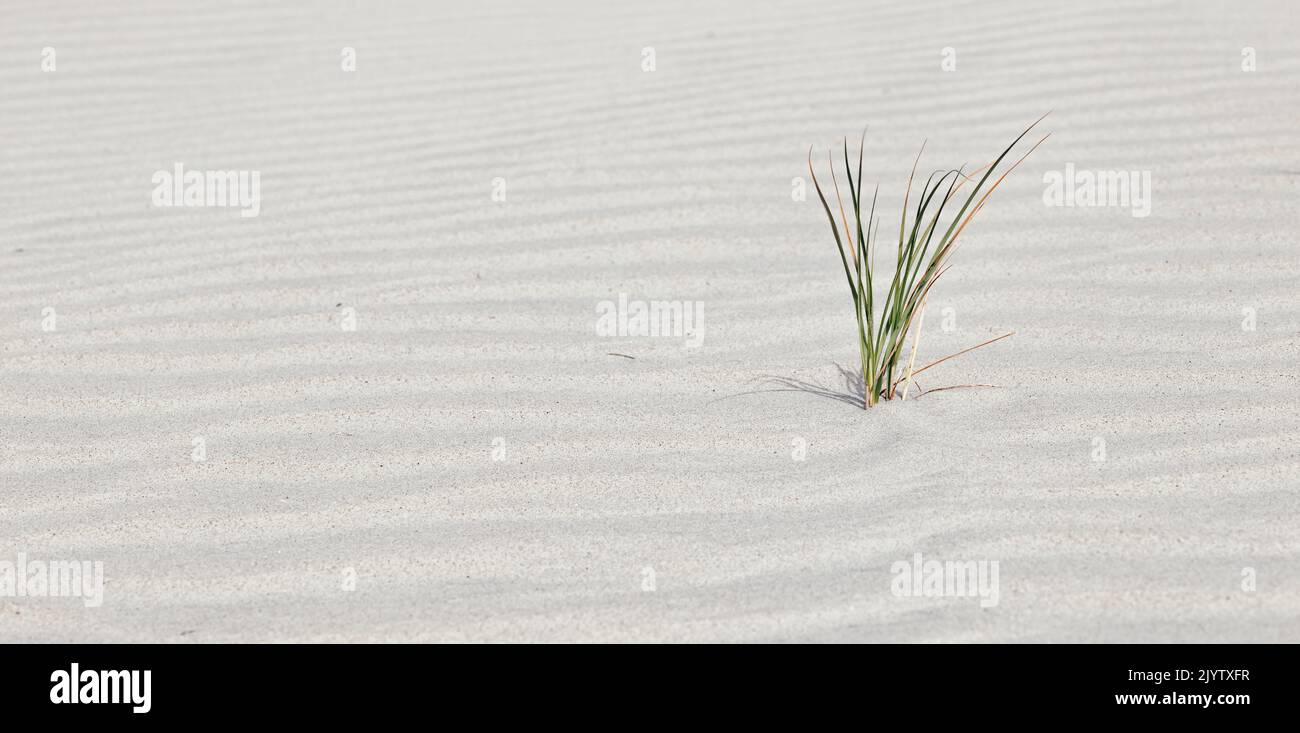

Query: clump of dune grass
[808,114,1049,409]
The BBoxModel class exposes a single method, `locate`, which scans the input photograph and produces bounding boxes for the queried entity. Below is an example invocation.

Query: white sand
[1,0,1297,642]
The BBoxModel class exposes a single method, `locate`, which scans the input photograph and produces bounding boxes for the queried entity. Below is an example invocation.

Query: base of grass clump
[808,114,1049,409]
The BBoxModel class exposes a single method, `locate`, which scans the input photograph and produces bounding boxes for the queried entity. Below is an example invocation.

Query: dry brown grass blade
[947,133,1051,248]
[915,383,1002,397]
[829,150,857,269]
[894,331,1015,386]
[899,296,929,400]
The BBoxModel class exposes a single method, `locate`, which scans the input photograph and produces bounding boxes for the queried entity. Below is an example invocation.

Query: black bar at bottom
[1,643,1283,721]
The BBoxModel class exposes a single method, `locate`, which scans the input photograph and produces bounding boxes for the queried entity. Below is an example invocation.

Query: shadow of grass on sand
[704,364,868,409]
